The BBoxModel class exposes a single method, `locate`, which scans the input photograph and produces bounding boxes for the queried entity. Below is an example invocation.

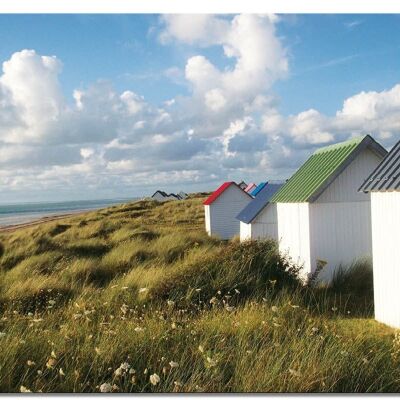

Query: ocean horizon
[0,198,139,227]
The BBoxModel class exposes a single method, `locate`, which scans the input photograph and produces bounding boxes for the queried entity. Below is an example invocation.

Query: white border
[1,0,400,13]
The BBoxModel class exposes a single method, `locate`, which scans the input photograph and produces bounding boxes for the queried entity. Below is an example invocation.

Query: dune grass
[0,197,398,393]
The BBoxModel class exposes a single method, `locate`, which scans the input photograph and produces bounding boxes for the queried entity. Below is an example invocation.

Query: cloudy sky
[1,14,400,203]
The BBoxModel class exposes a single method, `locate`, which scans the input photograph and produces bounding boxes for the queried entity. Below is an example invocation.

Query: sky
[0,14,400,203]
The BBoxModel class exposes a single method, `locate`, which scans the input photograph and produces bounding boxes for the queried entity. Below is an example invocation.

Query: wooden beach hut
[359,139,400,328]
[271,135,387,282]
[237,182,284,241]
[203,182,253,240]
[249,182,267,197]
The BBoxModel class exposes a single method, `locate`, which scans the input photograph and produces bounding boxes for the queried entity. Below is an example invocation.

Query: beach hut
[359,139,400,328]
[151,191,180,202]
[178,191,188,199]
[271,135,387,282]
[249,182,267,197]
[204,182,253,240]
[244,182,257,194]
[238,181,247,190]
[237,182,284,241]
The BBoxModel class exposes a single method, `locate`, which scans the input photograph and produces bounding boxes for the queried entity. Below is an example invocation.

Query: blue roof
[236,182,284,224]
[250,182,267,197]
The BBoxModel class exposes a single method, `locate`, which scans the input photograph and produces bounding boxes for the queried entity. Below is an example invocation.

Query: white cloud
[1,15,400,202]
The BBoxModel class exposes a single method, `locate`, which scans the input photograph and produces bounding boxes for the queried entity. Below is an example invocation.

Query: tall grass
[0,197,397,393]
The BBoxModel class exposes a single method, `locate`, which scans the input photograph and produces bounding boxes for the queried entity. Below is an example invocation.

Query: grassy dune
[0,196,398,393]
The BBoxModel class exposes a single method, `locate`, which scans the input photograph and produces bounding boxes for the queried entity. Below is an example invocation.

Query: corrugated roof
[236,182,284,224]
[244,183,257,193]
[359,140,400,192]
[271,135,387,203]
[250,182,267,197]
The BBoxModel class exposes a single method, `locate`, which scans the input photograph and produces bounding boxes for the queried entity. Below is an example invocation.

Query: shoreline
[0,209,95,233]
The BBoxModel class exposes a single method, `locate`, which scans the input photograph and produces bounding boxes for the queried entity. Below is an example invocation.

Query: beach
[0,198,136,231]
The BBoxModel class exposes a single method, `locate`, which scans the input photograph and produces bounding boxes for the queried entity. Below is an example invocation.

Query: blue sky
[0,14,399,202]
[1,14,399,115]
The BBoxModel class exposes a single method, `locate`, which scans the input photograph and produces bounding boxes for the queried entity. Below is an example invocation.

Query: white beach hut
[151,191,180,202]
[359,139,400,328]
[271,135,387,282]
[204,182,253,240]
[236,182,284,242]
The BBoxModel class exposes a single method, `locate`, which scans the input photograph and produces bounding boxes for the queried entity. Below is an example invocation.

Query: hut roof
[359,140,400,192]
[271,135,387,203]
[236,182,284,224]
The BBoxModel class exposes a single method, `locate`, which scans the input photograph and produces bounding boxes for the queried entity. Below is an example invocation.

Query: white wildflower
[271,306,279,313]
[20,386,31,393]
[120,362,130,371]
[209,297,218,305]
[206,357,217,367]
[169,361,179,368]
[150,373,160,385]
[134,327,144,333]
[99,383,112,393]
[48,300,56,306]
[59,368,65,376]
[167,300,175,307]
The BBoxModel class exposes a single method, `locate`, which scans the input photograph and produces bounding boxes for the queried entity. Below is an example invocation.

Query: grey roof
[359,140,400,192]
[236,182,284,224]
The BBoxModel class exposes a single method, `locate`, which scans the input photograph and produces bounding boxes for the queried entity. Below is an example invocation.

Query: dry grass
[0,196,398,393]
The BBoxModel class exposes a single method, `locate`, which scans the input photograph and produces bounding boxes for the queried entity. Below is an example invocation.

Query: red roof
[203,182,235,205]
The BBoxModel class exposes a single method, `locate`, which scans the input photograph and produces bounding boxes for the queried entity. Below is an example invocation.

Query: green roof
[271,135,374,203]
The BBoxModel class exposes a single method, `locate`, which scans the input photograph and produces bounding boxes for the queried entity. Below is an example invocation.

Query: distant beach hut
[238,181,248,190]
[271,135,387,282]
[178,191,188,199]
[237,182,284,241]
[151,191,180,202]
[249,182,267,197]
[359,139,400,328]
[203,182,253,240]
[244,182,257,193]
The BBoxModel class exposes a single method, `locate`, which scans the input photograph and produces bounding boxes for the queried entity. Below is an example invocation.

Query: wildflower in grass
[59,368,65,376]
[46,358,56,369]
[209,297,218,305]
[48,300,56,306]
[99,383,112,393]
[114,367,123,376]
[167,300,175,307]
[134,327,144,333]
[331,307,338,312]
[120,304,128,315]
[20,386,31,393]
[95,347,101,355]
[234,288,240,294]
[206,357,217,367]
[150,373,160,385]
[144,368,148,375]
[289,368,302,377]
[171,322,177,329]
[129,368,136,375]
[225,305,235,312]
[37,370,43,376]
[51,350,57,358]
[27,360,35,367]
[271,306,279,313]
[362,358,369,364]
[120,362,130,371]
[169,361,179,368]
[198,345,204,353]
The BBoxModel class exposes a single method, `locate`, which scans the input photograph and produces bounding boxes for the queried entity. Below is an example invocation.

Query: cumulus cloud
[1,15,400,201]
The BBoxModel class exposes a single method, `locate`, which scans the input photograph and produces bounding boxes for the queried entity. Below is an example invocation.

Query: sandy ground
[0,210,91,233]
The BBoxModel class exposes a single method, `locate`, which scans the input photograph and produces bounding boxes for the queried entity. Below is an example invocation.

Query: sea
[0,198,138,227]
